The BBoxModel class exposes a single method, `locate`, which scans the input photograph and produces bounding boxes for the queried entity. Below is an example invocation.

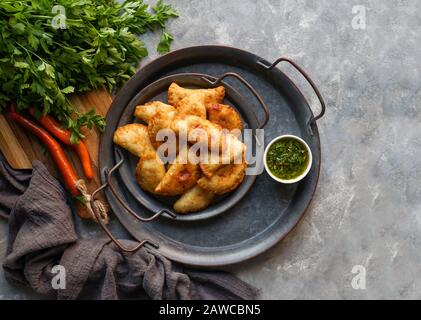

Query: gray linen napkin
[0,158,258,300]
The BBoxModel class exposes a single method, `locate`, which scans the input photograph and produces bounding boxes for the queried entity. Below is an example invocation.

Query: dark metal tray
[98,45,325,267]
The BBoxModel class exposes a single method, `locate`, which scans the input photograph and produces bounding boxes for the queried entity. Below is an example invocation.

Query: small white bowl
[263,135,312,184]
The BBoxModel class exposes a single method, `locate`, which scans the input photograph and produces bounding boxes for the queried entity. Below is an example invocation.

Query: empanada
[176,93,207,119]
[199,151,223,178]
[197,160,247,195]
[168,82,225,106]
[199,137,245,178]
[135,152,166,194]
[171,115,222,148]
[113,123,155,157]
[200,164,224,178]
[134,101,175,124]
[148,108,176,149]
[207,103,243,132]
[173,185,214,213]
[154,149,200,196]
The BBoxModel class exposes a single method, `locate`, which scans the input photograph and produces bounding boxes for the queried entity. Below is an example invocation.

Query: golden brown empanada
[148,108,176,149]
[134,101,175,124]
[200,164,224,178]
[173,185,214,213]
[168,82,225,106]
[113,123,155,157]
[197,160,246,195]
[154,149,200,196]
[199,151,223,178]
[135,152,166,194]
[171,115,222,148]
[207,103,243,132]
[176,93,207,119]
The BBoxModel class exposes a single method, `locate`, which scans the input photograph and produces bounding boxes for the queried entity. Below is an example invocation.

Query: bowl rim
[263,134,313,184]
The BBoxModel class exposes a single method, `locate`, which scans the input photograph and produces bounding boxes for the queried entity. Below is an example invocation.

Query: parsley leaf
[157,31,174,54]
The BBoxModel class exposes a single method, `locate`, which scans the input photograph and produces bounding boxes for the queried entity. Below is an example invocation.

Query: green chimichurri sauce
[266,138,309,180]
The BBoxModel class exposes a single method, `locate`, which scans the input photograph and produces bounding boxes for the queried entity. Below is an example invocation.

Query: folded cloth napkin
[0,158,258,300]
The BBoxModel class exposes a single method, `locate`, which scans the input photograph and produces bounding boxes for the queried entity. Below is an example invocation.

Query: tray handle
[201,72,270,129]
[108,149,177,221]
[90,183,159,252]
[90,149,176,252]
[257,57,326,135]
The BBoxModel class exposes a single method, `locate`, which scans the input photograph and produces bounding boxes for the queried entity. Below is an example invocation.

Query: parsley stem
[29,14,83,22]
[16,42,47,64]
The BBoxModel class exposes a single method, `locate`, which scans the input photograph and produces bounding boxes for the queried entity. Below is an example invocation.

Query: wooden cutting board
[0,88,113,219]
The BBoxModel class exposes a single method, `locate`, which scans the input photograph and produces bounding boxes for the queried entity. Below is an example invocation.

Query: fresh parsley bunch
[0,0,178,143]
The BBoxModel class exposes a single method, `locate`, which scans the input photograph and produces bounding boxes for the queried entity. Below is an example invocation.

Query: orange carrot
[29,107,94,180]
[7,108,80,196]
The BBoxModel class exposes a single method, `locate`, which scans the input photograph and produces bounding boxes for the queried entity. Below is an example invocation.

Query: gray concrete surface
[1,0,421,299]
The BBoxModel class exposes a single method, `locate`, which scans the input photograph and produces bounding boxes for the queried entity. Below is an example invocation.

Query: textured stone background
[1,0,421,299]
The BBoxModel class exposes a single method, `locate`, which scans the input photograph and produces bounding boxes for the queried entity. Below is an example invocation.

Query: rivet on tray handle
[201,72,270,129]
[257,57,326,135]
